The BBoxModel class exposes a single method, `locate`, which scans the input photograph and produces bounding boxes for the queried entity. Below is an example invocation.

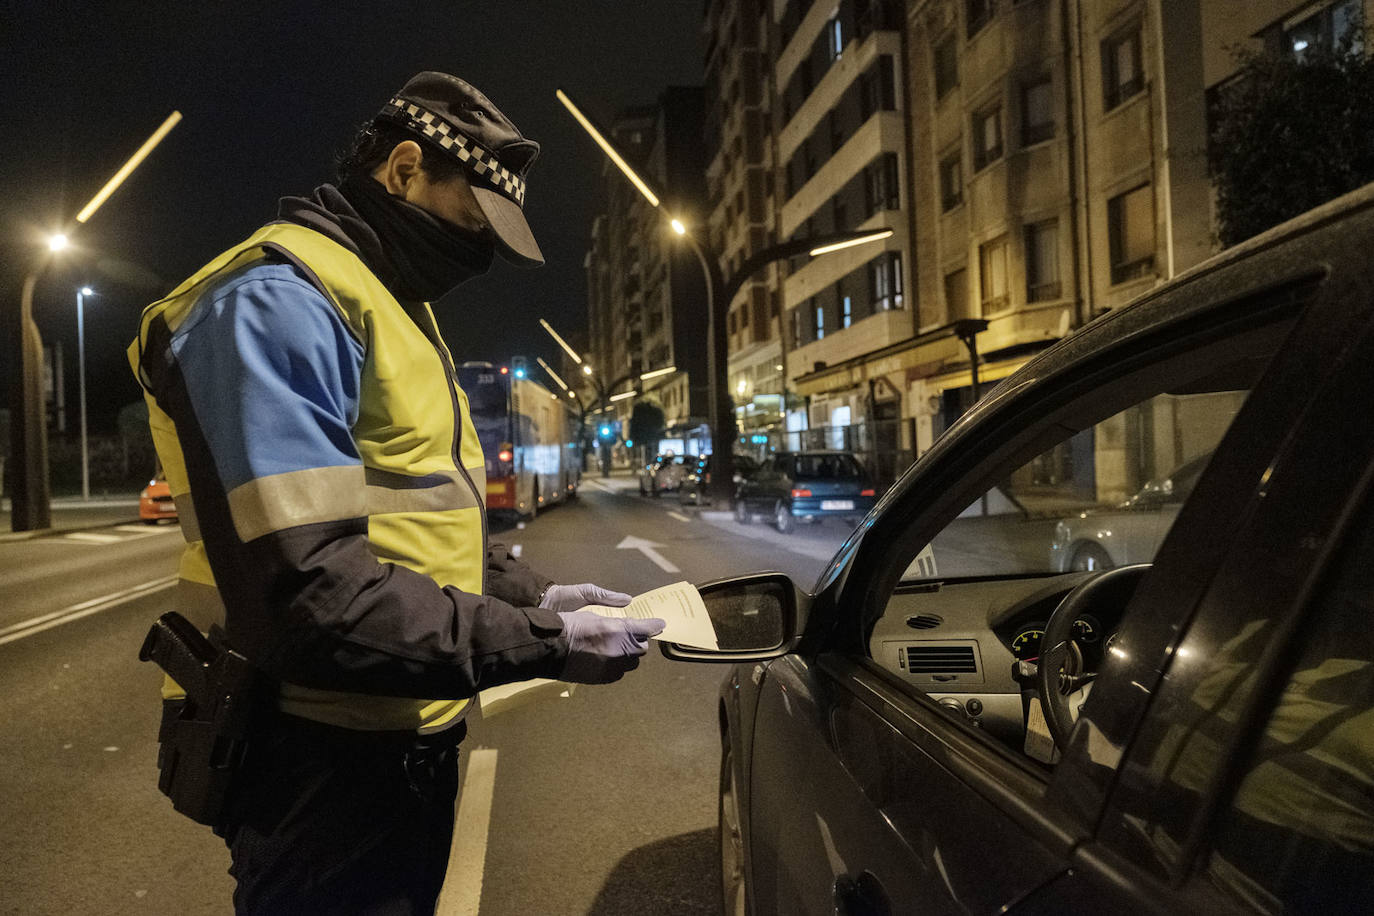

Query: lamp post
[7,110,181,531]
[76,286,95,501]
[557,88,895,504]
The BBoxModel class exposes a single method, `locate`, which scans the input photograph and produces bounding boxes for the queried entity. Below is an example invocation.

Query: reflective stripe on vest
[130,223,487,733]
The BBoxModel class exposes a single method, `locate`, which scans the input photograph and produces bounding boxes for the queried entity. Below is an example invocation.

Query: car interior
[863,308,1303,766]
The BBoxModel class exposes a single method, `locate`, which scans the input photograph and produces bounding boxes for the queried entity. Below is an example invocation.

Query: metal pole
[679,233,734,506]
[77,289,89,501]
[10,266,52,530]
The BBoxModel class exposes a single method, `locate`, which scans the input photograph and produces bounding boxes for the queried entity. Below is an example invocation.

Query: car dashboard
[868,572,1101,752]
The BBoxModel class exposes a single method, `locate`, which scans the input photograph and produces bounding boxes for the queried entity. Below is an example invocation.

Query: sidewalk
[0,494,142,542]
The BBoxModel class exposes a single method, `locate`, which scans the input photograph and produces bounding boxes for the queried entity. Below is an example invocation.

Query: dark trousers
[221,713,465,915]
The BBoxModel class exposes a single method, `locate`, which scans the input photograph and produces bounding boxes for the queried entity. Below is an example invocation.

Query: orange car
[139,474,178,524]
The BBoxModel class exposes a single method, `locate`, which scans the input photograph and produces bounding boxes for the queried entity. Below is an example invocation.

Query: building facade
[772,0,915,481]
[703,0,788,445]
[583,90,711,459]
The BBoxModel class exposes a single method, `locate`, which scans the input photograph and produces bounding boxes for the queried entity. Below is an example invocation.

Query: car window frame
[1075,280,1374,887]
[793,263,1341,836]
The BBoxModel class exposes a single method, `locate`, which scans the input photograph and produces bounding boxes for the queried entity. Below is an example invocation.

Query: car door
[743,231,1364,914]
[1029,268,1374,912]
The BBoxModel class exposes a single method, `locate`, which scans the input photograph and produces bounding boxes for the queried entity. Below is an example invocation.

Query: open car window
[863,300,1304,763]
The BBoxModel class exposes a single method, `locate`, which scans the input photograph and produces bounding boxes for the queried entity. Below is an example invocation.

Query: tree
[117,400,152,476]
[1209,32,1374,247]
[628,400,666,462]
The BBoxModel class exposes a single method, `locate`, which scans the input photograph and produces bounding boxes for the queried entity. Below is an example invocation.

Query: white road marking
[60,532,123,544]
[666,511,691,523]
[615,535,680,573]
[0,575,177,646]
[435,748,499,916]
[113,523,178,537]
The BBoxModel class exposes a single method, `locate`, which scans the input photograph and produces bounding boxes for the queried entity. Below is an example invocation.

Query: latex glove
[539,583,632,613]
[556,611,665,684]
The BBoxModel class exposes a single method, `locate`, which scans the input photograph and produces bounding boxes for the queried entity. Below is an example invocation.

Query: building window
[871,252,904,311]
[939,148,963,211]
[864,153,900,215]
[815,303,825,340]
[1021,77,1054,145]
[728,310,737,335]
[972,104,1003,171]
[967,0,996,38]
[860,55,898,119]
[827,16,845,61]
[1283,0,1363,60]
[934,34,959,99]
[979,235,1010,312]
[792,306,805,347]
[945,268,970,320]
[841,284,853,329]
[1025,219,1061,302]
[1103,26,1144,111]
[1108,184,1155,284]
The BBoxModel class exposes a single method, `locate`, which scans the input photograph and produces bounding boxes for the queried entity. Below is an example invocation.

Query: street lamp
[8,110,181,531]
[76,287,96,501]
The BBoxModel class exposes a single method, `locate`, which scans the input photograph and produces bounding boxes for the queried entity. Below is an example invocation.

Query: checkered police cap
[377,72,544,267]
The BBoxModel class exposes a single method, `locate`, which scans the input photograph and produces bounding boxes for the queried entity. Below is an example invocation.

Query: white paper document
[582,581,719,651]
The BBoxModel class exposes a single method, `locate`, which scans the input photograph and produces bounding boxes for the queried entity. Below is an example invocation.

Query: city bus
[457,362,581,519]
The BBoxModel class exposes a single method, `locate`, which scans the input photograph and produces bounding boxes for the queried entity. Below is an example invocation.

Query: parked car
[139,471,177,524]
[1051,451,1213,571]
[679,453,760,506]
[733,450,876,533]
[662,186,1374,914]
[638,453,689,496]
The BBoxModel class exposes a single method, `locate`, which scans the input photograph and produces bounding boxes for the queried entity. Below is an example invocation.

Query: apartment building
[583,89,711,451]
[703,0,787,441]
[769,0,915,479]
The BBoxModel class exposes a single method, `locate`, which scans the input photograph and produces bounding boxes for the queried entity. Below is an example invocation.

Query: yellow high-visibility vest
[129,222,488,732]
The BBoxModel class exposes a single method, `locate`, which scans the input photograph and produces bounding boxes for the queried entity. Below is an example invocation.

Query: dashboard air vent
[904,645,977,673]
[905,614,943,630]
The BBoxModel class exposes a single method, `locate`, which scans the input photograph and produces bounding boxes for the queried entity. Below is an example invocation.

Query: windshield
[458,368,511,455]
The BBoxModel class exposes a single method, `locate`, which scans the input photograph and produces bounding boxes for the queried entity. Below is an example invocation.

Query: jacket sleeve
[487,542,554,608]
[150,261,568,699]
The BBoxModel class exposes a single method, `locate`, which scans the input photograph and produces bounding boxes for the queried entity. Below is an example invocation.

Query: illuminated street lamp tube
[556,89,661,208]
[536,357,572,394]
[538,318,583,364]
[608,390,637,402]
[808,229,894,257]
[639,365,676,381]
[76,111,182,224]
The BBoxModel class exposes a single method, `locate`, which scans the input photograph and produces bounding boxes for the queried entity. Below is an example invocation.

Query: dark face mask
[340,175,496,302]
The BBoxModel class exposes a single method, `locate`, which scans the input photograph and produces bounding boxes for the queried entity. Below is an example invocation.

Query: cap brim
[471,187,544,267]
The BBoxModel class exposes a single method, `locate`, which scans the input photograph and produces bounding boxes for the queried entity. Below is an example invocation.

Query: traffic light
[511,356,528,380]
[599,424,612,438]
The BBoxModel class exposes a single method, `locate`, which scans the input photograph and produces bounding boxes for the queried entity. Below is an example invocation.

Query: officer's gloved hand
[556,612,665,684]
[540,583,632,612]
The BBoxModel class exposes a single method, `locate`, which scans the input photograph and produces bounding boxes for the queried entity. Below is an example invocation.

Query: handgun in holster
[138,611,266,835]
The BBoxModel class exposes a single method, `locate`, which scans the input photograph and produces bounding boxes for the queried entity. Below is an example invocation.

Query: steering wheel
[1036,564,1151,749]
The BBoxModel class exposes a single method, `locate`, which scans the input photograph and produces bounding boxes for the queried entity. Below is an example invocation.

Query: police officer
[129,72,664,914]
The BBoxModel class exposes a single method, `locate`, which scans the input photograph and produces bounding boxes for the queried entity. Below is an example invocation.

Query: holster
[138,611,267,836]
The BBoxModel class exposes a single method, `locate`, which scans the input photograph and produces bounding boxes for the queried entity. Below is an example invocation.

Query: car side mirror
[659,572,805,663]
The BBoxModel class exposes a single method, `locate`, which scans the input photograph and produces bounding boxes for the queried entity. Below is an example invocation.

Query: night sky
[2,2,705,432]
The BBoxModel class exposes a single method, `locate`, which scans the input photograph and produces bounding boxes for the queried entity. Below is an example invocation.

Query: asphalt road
[0,475,852,916]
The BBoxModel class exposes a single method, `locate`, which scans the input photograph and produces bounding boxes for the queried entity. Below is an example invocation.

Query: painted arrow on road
[615,535,680,573]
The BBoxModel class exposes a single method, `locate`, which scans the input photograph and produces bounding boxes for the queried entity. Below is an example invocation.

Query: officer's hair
[336,121,465,184]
